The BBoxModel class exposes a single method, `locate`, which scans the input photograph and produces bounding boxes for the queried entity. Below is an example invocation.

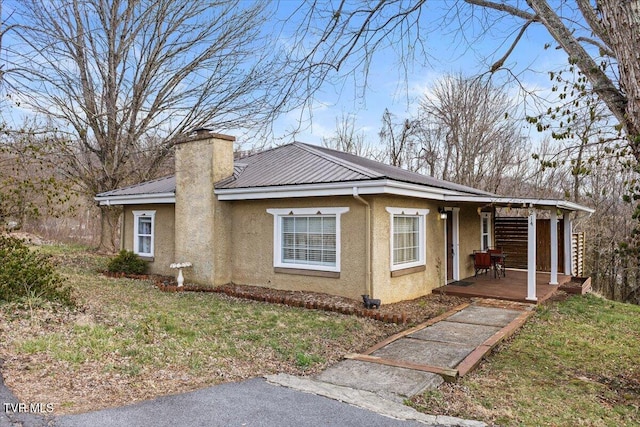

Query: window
[282,216,336,266]
[386,207,429,271]
[267,207,349,272]
[393,216,419,264]
[133,210,155,257]
[480,212,492,251]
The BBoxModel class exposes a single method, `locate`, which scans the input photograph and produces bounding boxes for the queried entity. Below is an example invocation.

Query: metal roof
[94,142,594,213]
[215,142,493,196]
[95,143,493,198]
[305,144,493,196]
[96,175,175,197]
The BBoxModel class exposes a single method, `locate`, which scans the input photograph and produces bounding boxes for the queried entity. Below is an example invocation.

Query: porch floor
[433,269,572,304]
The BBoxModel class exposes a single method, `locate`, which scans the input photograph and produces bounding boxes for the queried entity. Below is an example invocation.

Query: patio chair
[488,247,506,278]
[473,250,491,277]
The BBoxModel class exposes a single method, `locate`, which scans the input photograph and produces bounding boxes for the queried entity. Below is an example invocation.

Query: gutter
[352,187,373,297]
[94,192,176,206]
[215,179,469,201]
[443,195,595,214]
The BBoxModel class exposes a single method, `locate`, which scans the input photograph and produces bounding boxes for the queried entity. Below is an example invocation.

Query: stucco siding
[230,196,368,301]
[123,204,175,276]
[174,133,234,286]
[457,206,485,279]
[369,196,444,304]
[120,197,488,303]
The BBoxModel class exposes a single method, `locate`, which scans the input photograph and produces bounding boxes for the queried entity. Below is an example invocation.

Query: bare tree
[4,0,287,250]
[322,112,374,157]
[530,90,621,203]
[580,150,639,303]
[418,74,527,192]
[284,0,640,164]
[379,109,422,171]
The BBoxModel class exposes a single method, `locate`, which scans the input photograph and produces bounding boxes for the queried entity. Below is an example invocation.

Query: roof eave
[94,192,176,206]
[443,195,595,213]
[214,179,485,201]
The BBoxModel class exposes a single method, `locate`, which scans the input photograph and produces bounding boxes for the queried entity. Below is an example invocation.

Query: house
[95,129,594,304]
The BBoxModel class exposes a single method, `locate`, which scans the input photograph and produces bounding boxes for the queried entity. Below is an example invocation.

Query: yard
[1,243,638,426]
[410,293,640,426]
[0,243,460,415]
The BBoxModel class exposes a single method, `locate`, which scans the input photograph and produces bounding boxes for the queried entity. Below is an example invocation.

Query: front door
[446,211,454,281]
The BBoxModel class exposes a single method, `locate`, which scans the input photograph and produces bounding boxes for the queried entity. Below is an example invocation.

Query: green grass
[7,242,638,424]
[33,282,365,374]
[410,294,640,426]
[1,243,400,413]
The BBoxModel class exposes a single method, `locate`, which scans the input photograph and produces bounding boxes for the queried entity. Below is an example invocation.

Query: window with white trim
[386,207,429,270]
[133,210,155,257]
[480,212,492,251]
[267,207,349,272]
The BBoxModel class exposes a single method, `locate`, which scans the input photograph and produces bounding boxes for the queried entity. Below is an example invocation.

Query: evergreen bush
[0,235,74,305]
[107,249,147,275]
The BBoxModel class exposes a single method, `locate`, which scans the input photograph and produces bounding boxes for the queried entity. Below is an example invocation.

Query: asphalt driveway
[3,378,426,427]
[1,301,529,427]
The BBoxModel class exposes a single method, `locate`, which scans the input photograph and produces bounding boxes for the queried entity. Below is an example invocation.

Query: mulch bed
[103,271,469,325]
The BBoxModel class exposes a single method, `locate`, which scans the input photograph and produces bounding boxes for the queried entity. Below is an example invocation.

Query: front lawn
[4,242,637,425]
[0,244,407,414]
[410,294,640,426]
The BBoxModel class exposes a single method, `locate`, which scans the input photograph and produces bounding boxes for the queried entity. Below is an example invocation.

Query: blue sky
[269,1,572,148]
[0,1,573,150]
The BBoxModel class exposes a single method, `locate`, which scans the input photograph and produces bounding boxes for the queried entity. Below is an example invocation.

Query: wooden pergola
[443,196,594,302]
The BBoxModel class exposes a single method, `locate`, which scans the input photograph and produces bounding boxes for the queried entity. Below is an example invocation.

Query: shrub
[108,250,147,275]
[0,235,75,306]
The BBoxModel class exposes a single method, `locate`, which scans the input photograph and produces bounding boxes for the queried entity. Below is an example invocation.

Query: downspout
[353,187,372,297]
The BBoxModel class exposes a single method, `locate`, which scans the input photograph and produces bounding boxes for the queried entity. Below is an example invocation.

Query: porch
[433,269,573,304]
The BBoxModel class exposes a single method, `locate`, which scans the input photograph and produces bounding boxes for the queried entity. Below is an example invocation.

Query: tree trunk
[98,205,122,253]
[597,0,640,157]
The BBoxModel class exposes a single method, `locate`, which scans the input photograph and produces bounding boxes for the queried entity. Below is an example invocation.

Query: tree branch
[463,0,537,21]
[575,0,613,52]
[490,20,533,72]
[526,0,627,132]
[575,36,614,57]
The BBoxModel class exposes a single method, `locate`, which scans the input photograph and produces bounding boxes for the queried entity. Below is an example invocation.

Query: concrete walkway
[273,300,534,405]
[2,300,532,426]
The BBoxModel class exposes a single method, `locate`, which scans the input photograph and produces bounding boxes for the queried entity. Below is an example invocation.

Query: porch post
[527,208,537,301]
[452,208,460,281]
[549,209,559,285]
[563,215,573,275]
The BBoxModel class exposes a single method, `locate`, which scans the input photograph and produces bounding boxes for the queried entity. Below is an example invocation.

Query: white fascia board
[94,193,176,206]
[382,180,472,199]
[216,181,379,200]
[554,201,595,213]
[443,195,595,213]
[215,179,467,201]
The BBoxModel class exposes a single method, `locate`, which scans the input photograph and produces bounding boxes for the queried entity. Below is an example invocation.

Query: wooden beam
[344,353,458,383]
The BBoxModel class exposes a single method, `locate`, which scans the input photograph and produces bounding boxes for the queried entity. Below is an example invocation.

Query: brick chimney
[174,129,234,286]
